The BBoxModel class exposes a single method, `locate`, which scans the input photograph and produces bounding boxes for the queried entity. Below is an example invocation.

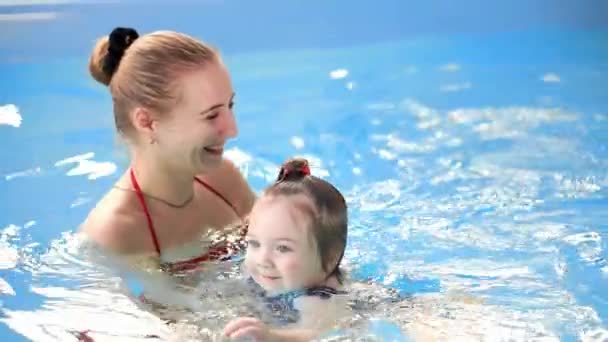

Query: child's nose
[256,248,273,268]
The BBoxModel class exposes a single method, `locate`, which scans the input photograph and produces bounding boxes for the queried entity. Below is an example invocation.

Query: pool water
[1,20,607,341]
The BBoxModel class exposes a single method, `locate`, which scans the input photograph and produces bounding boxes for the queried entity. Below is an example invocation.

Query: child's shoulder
[303,285,347,299]
[293,285,349,327]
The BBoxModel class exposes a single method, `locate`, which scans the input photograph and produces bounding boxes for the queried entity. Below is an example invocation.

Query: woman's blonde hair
[88,27,218,139]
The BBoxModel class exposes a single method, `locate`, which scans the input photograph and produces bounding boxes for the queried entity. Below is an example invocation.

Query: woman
[80,27,256,274]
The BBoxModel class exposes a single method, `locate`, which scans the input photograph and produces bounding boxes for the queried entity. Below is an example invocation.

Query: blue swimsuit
[248,279,347,325]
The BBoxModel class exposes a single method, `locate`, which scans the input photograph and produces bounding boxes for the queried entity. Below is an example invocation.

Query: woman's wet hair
[264,158,348,283]
[88,26,219,140]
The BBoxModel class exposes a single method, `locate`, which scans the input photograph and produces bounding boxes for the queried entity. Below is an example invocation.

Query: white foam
[224,147,253,167]
[556,177,601,198]
[0,0,115,6]
[554,260,567,277]
[541,73,561,83]
[54,152,95,166]
[400,99,439,119]
[70,197,92,208]
[563,232,601,245]
[581,328,608,342]
[366,102,396,111]
[373,133,436,154]
[1,224,20,240]
[417,116,442,129]
[290,136,305,149]
[1,287,170,342]
[439,63,461,72]
[0,277,15,295]
[440,82,472,92]
[0,12,58,22]
[351,179,402,211]
[329,68,349,79]
[0,104,22,127]
[447,106,576,126]
[375,148,397,160]
[593,114,607,122]
[55,152,117,180]
[0,244,19,270]
[5,167,42,181]
[65,159,117,180]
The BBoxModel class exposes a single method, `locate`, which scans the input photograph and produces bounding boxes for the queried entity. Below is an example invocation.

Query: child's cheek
[243,254,257,275]
[284,258,300,273]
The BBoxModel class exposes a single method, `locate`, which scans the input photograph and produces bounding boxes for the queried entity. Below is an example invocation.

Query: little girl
[223,158,349,341]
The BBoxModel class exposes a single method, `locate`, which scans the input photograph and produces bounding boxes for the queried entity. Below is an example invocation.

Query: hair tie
[276,160,311,182]
[102,27,139,78]
[299,164,311,176]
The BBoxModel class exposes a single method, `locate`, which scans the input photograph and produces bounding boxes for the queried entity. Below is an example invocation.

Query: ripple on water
[563,231,606,267]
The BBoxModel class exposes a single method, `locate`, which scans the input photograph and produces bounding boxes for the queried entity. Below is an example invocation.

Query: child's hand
[223,317,273,341]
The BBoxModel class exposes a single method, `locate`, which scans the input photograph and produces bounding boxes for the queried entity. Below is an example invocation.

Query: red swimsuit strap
[129,168,162,255]
[193,176,240,217]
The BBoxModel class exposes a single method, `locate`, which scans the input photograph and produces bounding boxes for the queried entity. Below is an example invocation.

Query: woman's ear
[131,107,158,143]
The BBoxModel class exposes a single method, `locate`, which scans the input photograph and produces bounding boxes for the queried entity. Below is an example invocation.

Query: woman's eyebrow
[200,93,235,115]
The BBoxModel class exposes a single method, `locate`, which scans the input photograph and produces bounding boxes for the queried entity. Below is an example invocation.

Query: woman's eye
[206,112,219,120]
[228,101,235,110]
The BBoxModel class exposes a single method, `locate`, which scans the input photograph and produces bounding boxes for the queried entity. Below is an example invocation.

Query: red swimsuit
[129,168,246,273]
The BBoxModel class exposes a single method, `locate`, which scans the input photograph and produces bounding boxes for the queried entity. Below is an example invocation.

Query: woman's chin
[196,151,223,171]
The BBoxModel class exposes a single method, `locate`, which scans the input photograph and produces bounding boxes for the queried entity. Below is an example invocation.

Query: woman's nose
[219,108,238,139]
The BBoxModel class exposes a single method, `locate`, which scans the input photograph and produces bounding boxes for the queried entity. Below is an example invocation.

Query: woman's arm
[77,233,203,313]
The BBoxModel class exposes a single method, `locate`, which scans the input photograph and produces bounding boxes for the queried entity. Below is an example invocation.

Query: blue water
[1,3,608,340]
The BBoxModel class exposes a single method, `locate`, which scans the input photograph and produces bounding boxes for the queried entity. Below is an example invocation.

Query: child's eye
[206,112,219,120]
[246,240,260,248]
[276,245,292,253]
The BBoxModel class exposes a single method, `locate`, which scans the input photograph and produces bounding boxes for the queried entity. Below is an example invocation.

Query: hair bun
[276,158,311,182]
[102,27,139,79]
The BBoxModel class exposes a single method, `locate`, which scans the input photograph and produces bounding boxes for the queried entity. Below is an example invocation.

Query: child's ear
[324,248,343,274]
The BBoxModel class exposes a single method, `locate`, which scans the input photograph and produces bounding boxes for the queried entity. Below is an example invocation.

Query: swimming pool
[1,2,608,341]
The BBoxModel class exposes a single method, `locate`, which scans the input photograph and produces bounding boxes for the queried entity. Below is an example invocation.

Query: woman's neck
[128,154,196,207]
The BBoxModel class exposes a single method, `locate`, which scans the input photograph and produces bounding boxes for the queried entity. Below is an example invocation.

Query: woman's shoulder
[197,158,256,217]
[80,189,149,255]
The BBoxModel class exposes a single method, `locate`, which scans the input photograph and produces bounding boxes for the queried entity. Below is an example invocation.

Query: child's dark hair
[264,158,348,283]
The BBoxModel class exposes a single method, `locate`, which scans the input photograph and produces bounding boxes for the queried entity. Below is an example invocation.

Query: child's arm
[223,317,314,341]
[223,296,343,341]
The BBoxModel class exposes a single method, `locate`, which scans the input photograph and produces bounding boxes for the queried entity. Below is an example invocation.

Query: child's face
[244,194,324,294]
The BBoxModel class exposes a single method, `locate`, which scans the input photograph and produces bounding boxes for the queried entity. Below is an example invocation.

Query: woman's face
[154,60,238,174]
